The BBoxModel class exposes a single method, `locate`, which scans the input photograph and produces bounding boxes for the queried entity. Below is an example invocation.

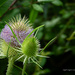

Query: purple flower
[0,16,33,47]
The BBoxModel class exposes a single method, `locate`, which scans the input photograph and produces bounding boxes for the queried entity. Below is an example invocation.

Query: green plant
[0,15,56,75]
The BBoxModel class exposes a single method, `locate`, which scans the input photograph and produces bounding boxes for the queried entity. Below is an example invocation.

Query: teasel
[0,15,57,75]
[0,15,34,75]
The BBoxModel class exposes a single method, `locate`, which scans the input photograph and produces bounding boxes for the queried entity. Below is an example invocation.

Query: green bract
[22,37,40,57]
[1,40,16,57]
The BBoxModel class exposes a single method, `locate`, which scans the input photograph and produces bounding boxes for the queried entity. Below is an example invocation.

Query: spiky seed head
[22,37,40,57]
[1,15,33,47]
[0,15,33,57]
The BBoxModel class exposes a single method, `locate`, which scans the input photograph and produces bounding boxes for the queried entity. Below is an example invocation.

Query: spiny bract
[22,37,40,57]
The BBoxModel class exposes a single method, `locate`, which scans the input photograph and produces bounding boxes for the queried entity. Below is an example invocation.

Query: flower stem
[22,56,28,75]
[6,57,15,75]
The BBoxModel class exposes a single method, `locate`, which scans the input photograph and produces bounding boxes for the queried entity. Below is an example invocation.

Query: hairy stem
[22,56,28,75]
[6,57,15,75]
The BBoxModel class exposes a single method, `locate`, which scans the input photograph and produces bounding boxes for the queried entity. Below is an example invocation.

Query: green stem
[22,56,28,75]
[6,57,15,75]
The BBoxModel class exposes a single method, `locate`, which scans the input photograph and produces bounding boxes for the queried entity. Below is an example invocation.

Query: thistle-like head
[0,15,33,57]
[1,15,33,47]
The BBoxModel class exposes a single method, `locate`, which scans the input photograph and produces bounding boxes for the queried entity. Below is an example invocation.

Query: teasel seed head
[22,37,40,57]
[0,15,33,57]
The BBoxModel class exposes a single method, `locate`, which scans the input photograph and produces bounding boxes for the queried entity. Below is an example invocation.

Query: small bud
[22,37,40,57]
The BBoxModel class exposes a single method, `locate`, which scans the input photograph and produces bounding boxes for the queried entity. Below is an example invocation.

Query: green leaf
[29,9,38,23]
[41,36,57,53]
[62,12,73,19]
[22,0,31,7]
[38,0,53,2]
[0,0,8,7]
[52,0,63,6]
[44,17,61,28]
[38,0,63,6]
[32,4,43,12]
[0,0,13,17]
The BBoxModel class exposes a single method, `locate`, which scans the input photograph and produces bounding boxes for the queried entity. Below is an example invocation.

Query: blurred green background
[0,0,75,75]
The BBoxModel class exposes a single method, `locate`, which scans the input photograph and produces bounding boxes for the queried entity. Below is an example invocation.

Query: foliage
[0,0,75,75]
